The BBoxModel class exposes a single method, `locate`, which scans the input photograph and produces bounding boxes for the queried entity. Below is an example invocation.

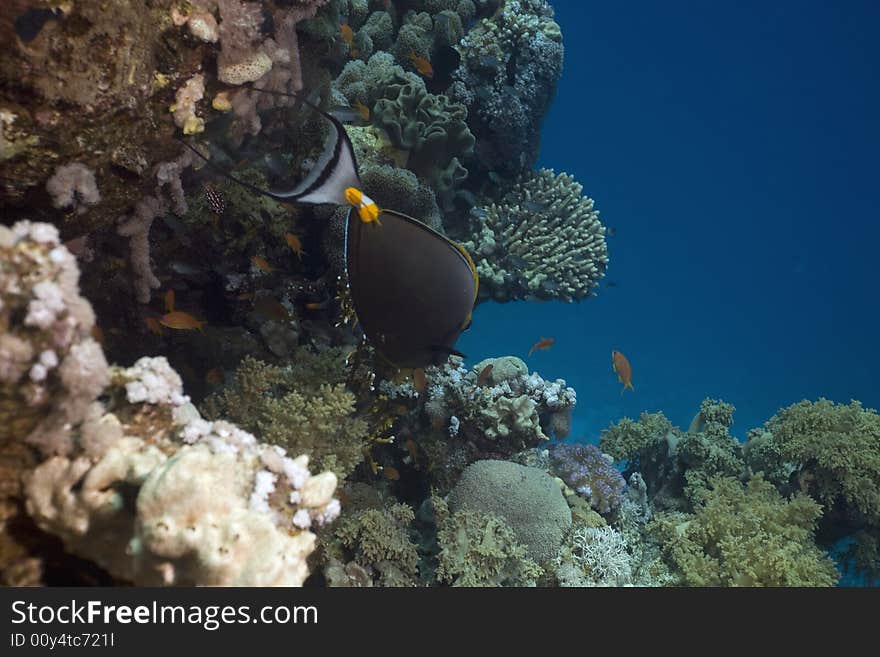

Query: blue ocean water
[459,0,880,442]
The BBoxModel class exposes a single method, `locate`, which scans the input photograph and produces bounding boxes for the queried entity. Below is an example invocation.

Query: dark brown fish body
[476,363,493,386]
[345,208,476,368]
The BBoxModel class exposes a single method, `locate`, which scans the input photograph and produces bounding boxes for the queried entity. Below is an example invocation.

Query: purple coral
[550,443,625,515]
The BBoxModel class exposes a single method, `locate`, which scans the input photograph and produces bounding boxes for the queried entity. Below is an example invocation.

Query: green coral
[373,79,474,210]
[748,399,880,524]
[677,399,745,501]
[332,503,420,587]
[201,352,368,478]
[648,476,839,587]
[433,496,542,586]
[599,411,675,462]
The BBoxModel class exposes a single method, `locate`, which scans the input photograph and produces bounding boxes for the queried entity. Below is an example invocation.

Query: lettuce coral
[648,476,838,587]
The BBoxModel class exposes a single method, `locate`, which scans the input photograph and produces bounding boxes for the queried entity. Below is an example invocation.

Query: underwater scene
[0,0,877,589]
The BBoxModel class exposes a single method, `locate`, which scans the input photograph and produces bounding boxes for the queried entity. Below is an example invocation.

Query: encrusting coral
[3,223,340,586]
[463,169,608,302]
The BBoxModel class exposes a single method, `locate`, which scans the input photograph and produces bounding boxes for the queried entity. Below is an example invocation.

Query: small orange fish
[404,439,419,461]
[408,52,433,78]
[476,363,494,387]
[253,296,290,321]
[340,23,354,45]
[145,317,164,336]
[284,232,305,259]
[305,300,330,311]
[350,48,361,59]
[383,465,400,481]
[160,311,205,331]
[205,367,224,386]
[413,368,427,395]
[164,289,175,313]
[353,101,370,122]
[251,255,274,273]
[528,337,554,356]
[611,349,635,394]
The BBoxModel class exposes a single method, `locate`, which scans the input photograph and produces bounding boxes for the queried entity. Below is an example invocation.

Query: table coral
[463,169,608,302]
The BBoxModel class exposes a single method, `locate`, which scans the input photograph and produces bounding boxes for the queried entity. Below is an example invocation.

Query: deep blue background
[459,0,880,440]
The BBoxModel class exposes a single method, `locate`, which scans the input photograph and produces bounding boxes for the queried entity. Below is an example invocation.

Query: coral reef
[550,443,626,515]
[0,221,106,455]
[449,0,563,175]
[202,353,369,479]
[647,476,838,587]
[447,459,571,564]
[463,169,608,302]
[328,502,420,586]
[433,495,542,586]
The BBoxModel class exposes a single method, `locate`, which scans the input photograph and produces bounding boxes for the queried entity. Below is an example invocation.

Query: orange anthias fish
[284,232,305,259]
[145,317,164,336]
[408,52,433,78]
[164,289,175,313]
[528,337,554,356]
[413,368,427,395]
[205,367,225,386]
[251,255,274,273]
[382,465,400,481]
[611,349,635,394]
[353,101,370,122]
[160,311,205,332]
[340,23,354,45]
[476,363,494,387]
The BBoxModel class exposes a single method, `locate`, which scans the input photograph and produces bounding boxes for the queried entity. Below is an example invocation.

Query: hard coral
[464,169,608,302]
[447,459,571,563]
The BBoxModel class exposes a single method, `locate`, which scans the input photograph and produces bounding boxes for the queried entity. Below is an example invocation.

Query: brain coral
[463,168,608,302]
[447,459,571,563]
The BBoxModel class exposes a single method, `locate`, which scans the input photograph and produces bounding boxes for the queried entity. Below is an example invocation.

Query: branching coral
[463,169,608,302]
[433,495,542,586]
[202,353,369,478]
[447,459,571,563]
[558,526,633,587]
[599,400,745,511]
[647,476,838,587]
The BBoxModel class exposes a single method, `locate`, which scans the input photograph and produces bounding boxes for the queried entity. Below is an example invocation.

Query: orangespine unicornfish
[178,85,478,368]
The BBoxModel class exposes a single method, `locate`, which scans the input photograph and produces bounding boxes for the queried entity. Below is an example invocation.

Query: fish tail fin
[625,382,635,393]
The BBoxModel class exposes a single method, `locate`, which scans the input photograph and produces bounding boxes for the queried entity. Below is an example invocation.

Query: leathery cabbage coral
[647,476,838,587]
[464,169,608,302]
